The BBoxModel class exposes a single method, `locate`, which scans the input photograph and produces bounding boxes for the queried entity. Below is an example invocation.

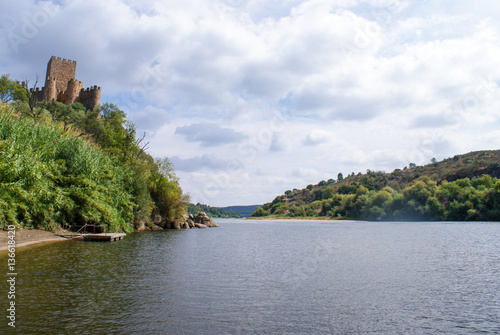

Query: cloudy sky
[2,0,500,206]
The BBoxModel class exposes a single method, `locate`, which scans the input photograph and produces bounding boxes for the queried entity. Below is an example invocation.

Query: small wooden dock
[83,233,126,242]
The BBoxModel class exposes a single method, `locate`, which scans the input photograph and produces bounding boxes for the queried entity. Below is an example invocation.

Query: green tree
[251,206,269,217]
[471,175,494,189]
[485,180,500,220]
[0,74,28,103]
[148,157,187,223]
[44,101,86,128]
[97,103,136,159]
[397,179,441,220]
[324,186,335,199]
[298,206,307,217]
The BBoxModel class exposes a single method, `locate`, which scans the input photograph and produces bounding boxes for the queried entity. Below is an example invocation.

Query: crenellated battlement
[49,56,77,66]
[32,56,101,110]
[45,77,56,85]
[68,78,82,84]
[83,85,101,92]
[78,85,101,111]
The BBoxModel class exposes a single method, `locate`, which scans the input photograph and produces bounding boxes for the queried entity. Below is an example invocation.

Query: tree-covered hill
[187,204,261,218]
[220,205,260,218]
[188,203,242,218]
[0,74,188,232]
[251,151,500,221]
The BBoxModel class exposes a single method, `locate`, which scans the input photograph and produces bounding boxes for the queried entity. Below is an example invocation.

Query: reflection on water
[1,221,500,334]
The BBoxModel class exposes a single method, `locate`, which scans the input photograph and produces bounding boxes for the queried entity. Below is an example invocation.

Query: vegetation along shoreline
[1,58,499,240]
[250,150,500,221]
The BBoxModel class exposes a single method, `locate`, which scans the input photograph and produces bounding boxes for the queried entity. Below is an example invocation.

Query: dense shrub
[0,109,134,231]
[0,75,189,231]
[255,173,500,221]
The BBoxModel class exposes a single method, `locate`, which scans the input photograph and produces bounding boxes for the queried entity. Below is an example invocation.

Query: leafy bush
[0,109,134,231]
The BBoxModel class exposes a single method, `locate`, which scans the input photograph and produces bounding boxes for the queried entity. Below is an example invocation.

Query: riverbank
[0,229,70,252]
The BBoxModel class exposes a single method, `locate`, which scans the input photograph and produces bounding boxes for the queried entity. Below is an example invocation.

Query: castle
[28,56,101,111]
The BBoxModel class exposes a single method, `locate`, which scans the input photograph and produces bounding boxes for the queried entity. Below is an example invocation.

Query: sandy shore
[0,228,72,252]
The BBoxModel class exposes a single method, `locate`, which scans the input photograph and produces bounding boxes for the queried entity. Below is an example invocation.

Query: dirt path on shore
[0,229,71,252]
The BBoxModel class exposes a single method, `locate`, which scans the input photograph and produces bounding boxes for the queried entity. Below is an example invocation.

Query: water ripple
[1,222,499,334]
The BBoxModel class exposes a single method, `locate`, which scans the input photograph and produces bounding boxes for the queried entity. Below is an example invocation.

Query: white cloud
[292,167,320,178]
[175,123,247,147]
[302,131,330,146]
[269,134,290,152]
[2,0,500,205]
[171,154,243,172]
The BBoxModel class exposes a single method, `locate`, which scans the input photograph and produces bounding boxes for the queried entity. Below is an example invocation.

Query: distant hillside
[220,205,260,218]
[188,203,242,218]
[251,150,500,221]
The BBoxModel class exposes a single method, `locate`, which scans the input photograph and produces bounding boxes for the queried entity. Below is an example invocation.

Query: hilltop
[220,205,260,218]
[251,150,500,221]
[187,204,261,218]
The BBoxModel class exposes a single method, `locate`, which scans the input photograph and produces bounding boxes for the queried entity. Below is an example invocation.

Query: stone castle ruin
[28,56,101,111]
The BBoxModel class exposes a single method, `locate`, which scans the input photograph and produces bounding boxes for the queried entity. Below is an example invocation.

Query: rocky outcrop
[171,220,181,230]
[133,216,164,231]
[191,212,219,228]
[134,218,146,231]
[186,218,195,228]
[138,212,219,231]
[153,214,162,226]
[179,212,219,229]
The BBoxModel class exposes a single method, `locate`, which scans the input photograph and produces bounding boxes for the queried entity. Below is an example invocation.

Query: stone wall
[78,86,101,110]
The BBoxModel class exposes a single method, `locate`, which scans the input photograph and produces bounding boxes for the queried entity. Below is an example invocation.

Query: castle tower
[65,79,83,105]
[45,56,77,93]
[78,85,101,111]
[43,76,57,102]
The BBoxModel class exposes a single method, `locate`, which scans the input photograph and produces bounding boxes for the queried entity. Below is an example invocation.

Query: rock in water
[148,212,218,230]
[171,220,181,230]
[153,214,162,225]
[193,212,219,227]
[195,223,208,228]
[134,218,146,231]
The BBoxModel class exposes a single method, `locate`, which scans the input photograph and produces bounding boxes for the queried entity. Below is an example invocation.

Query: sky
[1,0,500,206]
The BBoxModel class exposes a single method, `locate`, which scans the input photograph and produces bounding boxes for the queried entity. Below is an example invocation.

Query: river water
[1,220,500,334]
